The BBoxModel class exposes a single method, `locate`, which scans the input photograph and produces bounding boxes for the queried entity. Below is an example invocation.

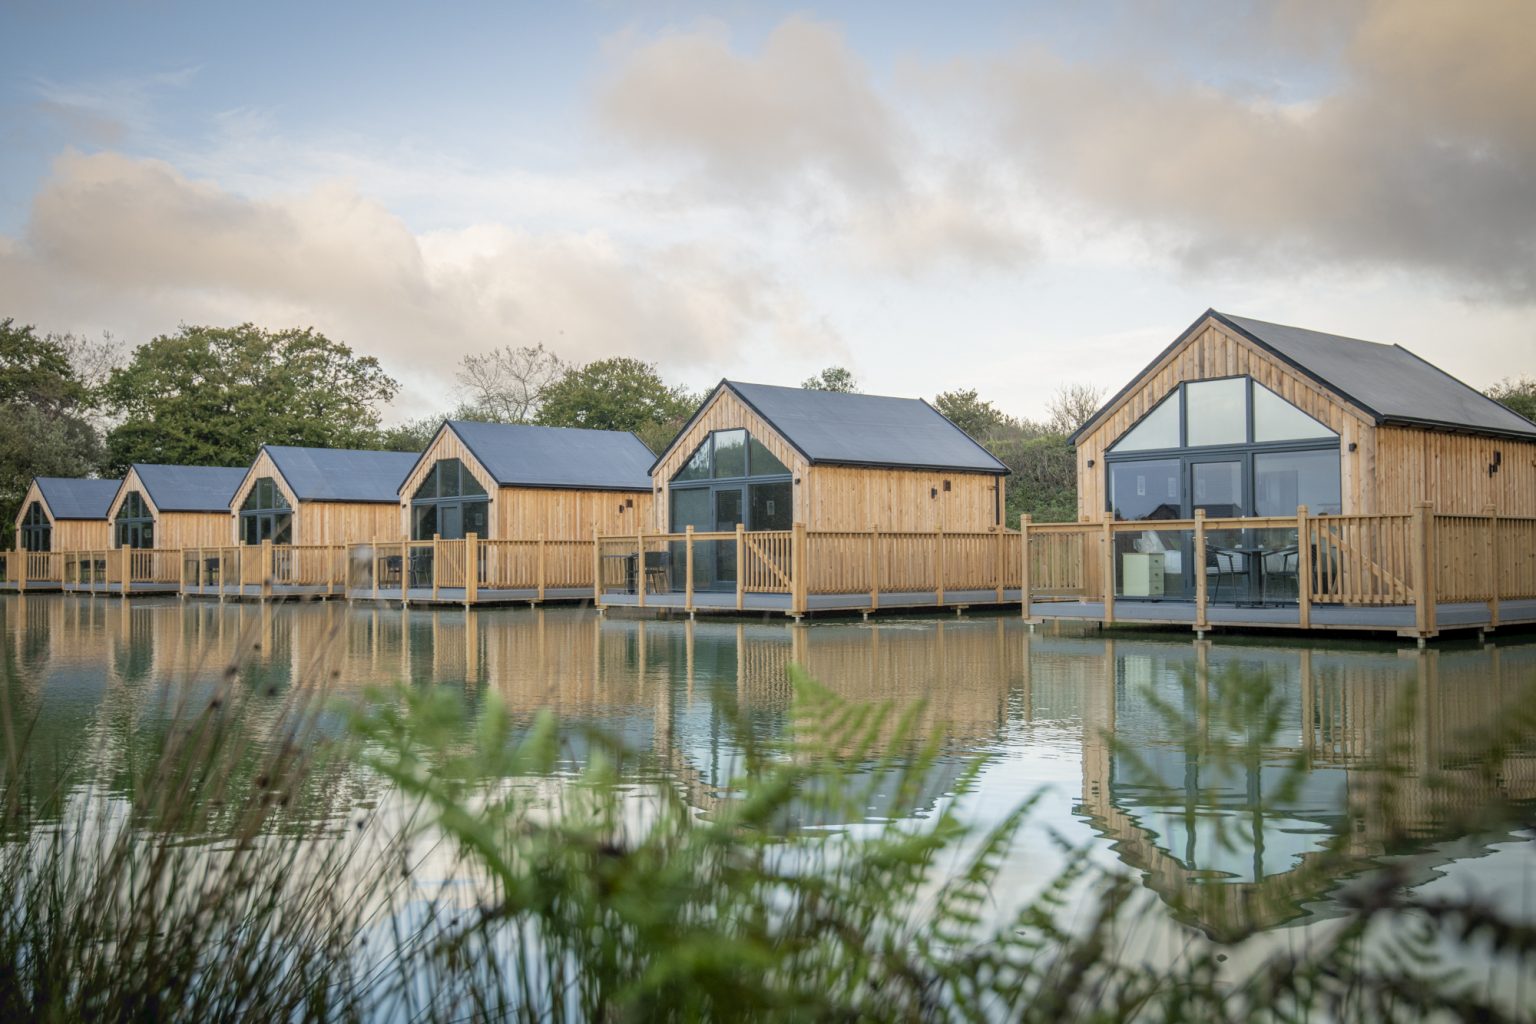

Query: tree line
[6,317,1534,545]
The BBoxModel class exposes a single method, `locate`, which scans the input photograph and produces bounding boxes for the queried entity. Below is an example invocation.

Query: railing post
[1412,501,1435,640]
[432,533,441,601]
[735,522,745,611]
[261,539,273,602]
[1019,514,1032,621]
[1296,505,1312,630]
[372,536,380,601]
[791,522,807,617]
[1101,519,1115,626]
[537,533,547,603]
[994,527,1004,603]
[17,546,26,592]
[636,527,646,609]
[120,548,132,596]
[684,526,694,613]
[592,527,602,606]
[869,525,880,611]
[1193,509,1207,632]
[1484,504,1499,629]
[466,532,479,608]
[401,539,410,607]
[935,525,945,606]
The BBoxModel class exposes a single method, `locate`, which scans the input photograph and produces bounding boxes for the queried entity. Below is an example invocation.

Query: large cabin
[1073,310,1536,523]
[399,421,655,541]
[651,380,1009,536]
[108,464,247,550]
[14,477,120,552]
[230,446,420,547]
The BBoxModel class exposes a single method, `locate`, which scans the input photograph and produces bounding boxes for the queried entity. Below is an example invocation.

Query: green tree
[1487,375,1536,422]
[933,388,1011,440]
[0,319,105,545]
[801,366,859,392]
[101,324,398,472]
[537,358,697,454]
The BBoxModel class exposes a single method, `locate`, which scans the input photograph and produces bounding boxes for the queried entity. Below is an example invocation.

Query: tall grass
[0,621,1533,1022]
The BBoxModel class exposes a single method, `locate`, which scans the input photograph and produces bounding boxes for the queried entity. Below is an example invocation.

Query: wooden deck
[5,506,1533,641]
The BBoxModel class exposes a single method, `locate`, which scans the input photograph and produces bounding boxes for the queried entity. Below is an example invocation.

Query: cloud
[0,151,838,415]
[985,0,1536,300]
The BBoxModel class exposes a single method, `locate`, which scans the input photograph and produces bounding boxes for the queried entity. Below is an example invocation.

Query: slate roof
[1075,310,1536,443]
[131,464,248,513]
[665,381,1008,473]
[262,446,421,503]
[437,421,655,491]
[34,477,120,520]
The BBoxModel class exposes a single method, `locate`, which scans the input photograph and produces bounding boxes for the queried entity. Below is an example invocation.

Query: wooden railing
[344,535,600,602]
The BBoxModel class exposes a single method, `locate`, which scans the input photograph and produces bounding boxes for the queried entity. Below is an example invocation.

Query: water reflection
[2,594,1532,940]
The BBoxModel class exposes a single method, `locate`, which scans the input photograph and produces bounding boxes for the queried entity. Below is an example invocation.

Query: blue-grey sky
[2,0,1532,420]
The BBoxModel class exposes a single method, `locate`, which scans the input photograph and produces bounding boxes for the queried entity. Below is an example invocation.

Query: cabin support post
[400,540,409,608]
[261,539,273,602]
[1101,520,1115,627]
[119,548,131,597]
[16,547,25,593]
[465,533,479,608]
[1484,505,1499,629]
[1411,501,1435,639]
[636,528,646,609]
[432,533,441,601]
[372,536,380,601]
[1296,506,1312,630]
[735,523,745,611]
[791,522,807,618]
[935,525,946,607]
[1193,510,1207,633]
[684,526,694,613]
[592,527,602,608]
[533,533,544,603]
[1019,514,1033,622]
[994,527,1004,604]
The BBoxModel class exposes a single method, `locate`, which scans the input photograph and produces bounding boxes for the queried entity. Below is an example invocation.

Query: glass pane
[1192,460,1244,517]
[242,487,259,512]
[461,465,487,497]
[714,488,744,530]
[1186,378,1248,447]
[1109,460,1181,521]
[674,440,711,482]
[414,464,438,501]
[243,516,258,545]
[1255,450,1341,515]
[1109,393,1180,452]
[670,488,712,532]
[749,436,790,476]
[440,503,464,540]
[274,514,293,546]
[1253,384,1336,442]
[713,430,747,478]
[749,481,792,530]
[464,500,489,536]
[413,504,438,540]
[439,460,461,498]
[143,524,153,549]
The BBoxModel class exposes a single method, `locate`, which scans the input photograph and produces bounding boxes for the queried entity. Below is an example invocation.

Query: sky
[1,0,1532,423]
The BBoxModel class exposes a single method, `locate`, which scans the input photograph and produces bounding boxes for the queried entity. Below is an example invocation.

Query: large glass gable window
[411,458,489,540]
[1105,377,1341,520]
[115,490,154,549]
[19,501,50,552]
[669,429,794,591]
[240,477,293,545]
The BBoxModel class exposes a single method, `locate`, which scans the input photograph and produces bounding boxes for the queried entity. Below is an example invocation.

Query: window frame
[669,429,794,532]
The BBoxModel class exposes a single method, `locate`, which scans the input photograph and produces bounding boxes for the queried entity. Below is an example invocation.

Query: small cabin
[108,464,247,550]
[651,380,1009,535]
[399,421,655,540]
[1073,310,1536,523]
[14,477,120,552]
[231,446,420,546]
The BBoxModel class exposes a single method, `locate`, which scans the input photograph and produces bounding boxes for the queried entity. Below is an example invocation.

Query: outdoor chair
[1205,545,1244,603]
[642,551,672,594]
[380,555,403,588]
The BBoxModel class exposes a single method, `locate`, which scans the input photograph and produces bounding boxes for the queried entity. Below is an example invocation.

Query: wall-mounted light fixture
[1086,459,1095,468]
[626,497,634,508]
[942,480,951,492]
[930,487,938,499]
[1347,442,1358,452]
[1490,450,1502,477]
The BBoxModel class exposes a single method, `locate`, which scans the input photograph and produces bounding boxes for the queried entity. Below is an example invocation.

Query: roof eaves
[1386,343,1536,436]
[916,396,1011,474]
[1378,415,1536,442]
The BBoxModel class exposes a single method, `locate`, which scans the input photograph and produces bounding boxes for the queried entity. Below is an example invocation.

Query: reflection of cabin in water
[398,421,654,541]
[108,464,247,550]
[231,445,419,546]
[14,477,119,553]
[652,381,1009,536]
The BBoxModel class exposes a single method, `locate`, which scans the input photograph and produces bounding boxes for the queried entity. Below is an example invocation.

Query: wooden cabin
[13,477,119,552]
[1073,309,1536,523]
[399,421,655,540]
[107,464,247,550]
[651,380,1009,536]
[230,446,420,546]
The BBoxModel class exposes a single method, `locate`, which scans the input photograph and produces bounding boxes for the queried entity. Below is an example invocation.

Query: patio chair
[642,551,672,594]
[380,555,403,588]
[1205,545,1244,603]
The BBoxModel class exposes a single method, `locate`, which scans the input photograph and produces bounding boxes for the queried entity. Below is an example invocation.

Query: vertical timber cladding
[400,424,655,540]
[802,465,1000,531]
[650,388,809,531]
[106,467,232,549]
[16,480,112,550]
[231,449,405,546]
[1374,427,1536,517]
[1074,314,1377,521]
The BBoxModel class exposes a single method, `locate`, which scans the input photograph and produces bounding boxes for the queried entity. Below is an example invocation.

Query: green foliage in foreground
[0,654,1533,1022]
